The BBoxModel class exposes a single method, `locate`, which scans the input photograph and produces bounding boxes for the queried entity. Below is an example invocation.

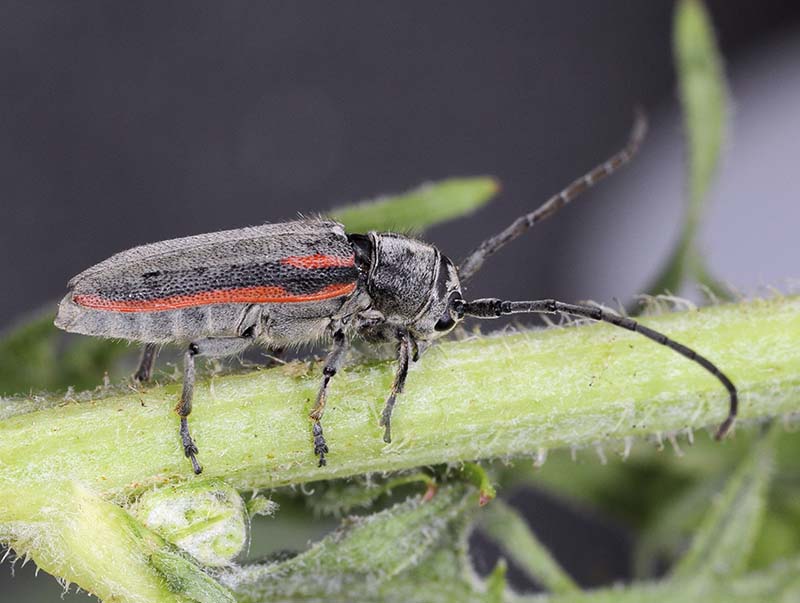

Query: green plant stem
[1,297,799,599]
[2,297,799,496]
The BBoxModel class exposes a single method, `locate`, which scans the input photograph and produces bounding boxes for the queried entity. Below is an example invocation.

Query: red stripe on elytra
[74,282,357,313]
[281,254,355,269]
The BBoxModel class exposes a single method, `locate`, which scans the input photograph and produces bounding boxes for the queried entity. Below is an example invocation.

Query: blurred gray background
[1,1,799,600]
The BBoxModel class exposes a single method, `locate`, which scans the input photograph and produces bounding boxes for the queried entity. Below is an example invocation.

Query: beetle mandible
[54,113,737,474]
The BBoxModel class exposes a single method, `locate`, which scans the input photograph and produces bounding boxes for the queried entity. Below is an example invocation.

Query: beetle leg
[176,343,202,474]
[380,329,413,443]
[175,336,254,475]
[410,337,420,362]
[133,343,159,383]
[310,328,347,467]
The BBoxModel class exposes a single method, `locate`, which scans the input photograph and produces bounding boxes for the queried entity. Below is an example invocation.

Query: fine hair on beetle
[54,110,737,474]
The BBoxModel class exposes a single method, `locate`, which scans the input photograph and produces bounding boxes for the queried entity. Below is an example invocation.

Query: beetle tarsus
[180,416,203,474]
[312,421,328,467]
[380,404,394,444]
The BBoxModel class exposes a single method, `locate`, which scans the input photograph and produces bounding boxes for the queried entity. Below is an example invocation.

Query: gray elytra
[55,113,737,474]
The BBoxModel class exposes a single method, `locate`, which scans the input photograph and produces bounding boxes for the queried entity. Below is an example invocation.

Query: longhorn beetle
[55,113,737,474]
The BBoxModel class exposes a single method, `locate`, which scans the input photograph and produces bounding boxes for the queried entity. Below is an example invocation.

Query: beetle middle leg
[310,328,347,467]
[176,336,253,474]
[380,329,413,443]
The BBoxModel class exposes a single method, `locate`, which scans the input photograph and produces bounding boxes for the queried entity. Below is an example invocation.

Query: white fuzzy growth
[128,480,248,567]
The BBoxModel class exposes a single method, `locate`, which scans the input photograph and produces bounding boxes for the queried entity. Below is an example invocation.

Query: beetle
[54,113,737,474]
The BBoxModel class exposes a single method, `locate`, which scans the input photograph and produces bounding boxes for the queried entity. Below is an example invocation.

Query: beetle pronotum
[55,113,737,474]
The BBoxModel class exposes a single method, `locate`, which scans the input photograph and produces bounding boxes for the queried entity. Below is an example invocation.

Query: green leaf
[643,0,730,299]
[219,483,479,602]
[480,500,577,594]
[671,424,777,580]
[675,0,728,220]
[329,177,499,233]
[150,550,236,603]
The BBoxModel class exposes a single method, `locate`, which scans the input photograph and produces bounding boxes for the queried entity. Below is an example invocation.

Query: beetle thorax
[354,232,462,339]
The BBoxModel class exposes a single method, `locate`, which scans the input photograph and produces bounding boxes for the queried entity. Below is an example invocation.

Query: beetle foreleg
[310,328,347,466]
[133,343,159,383]
[380,329,413,444]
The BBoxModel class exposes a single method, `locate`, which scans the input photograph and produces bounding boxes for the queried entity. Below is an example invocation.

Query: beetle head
[350,232,463,340]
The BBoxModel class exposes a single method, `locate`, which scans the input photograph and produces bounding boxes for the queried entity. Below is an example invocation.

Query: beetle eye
[434,313,456,332]
[434,291,461,332]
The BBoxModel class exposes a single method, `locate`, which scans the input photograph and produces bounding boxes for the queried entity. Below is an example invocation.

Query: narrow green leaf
[671,424,777,580]
[481,500,578,594]
[643,0,729,298]
[329,177,499,233]
[675,0,728,222]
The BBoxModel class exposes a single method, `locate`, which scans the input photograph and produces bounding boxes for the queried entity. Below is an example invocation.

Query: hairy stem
[1,297,799,498]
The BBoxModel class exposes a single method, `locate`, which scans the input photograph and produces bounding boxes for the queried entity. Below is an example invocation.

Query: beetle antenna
[458,110,648,282]
[454,296,737,439]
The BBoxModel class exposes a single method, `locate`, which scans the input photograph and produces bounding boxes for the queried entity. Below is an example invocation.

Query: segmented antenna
[458,110,648,282]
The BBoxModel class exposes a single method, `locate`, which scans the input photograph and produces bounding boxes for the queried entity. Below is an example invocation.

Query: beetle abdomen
[55,300,254,343]
[55,219,359,343]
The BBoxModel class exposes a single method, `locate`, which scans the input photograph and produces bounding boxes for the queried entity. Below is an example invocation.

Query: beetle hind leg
[310,328,347,466]
[176,343,202,474]
[175,336,254,475]
[133,343,159,383]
